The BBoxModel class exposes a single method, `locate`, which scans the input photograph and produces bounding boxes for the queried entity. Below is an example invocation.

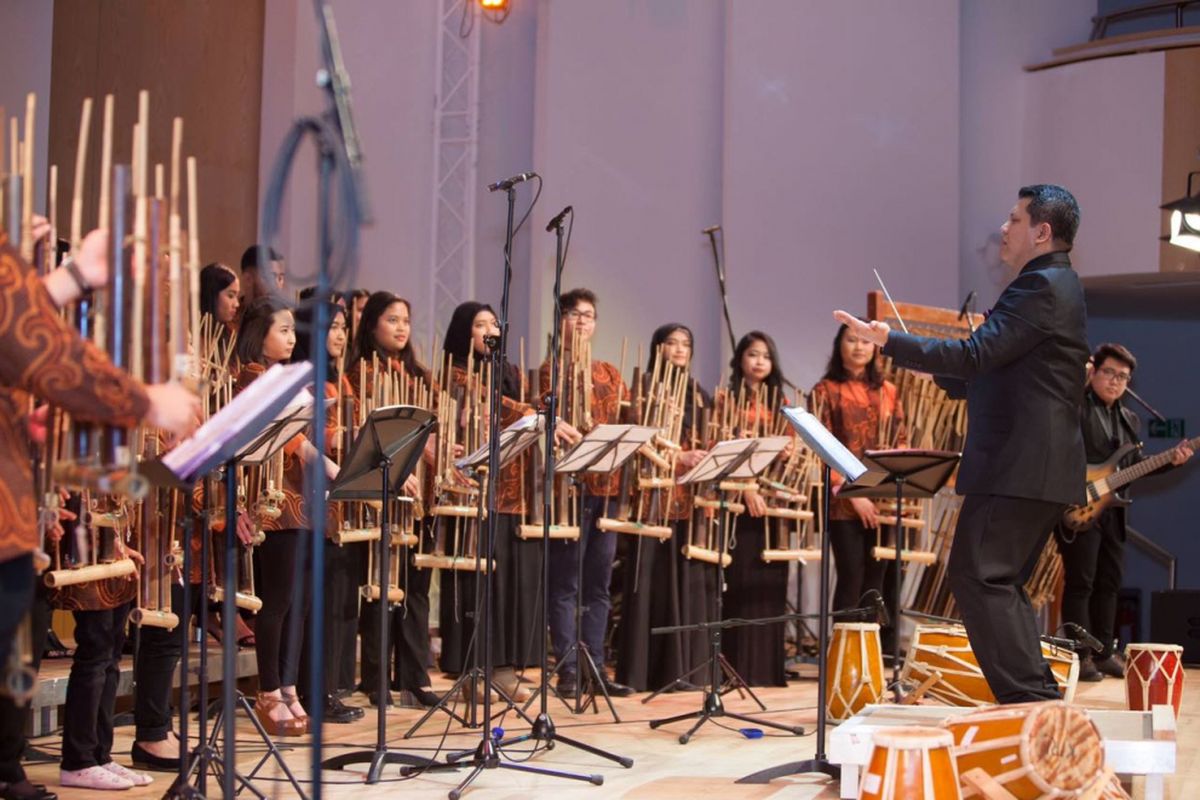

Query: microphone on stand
[1062,622,1105,653]
[702,224,721,235]
[861,589,890,628]
[958,290,977,332]
[546,206,572,232]
[487,171,537,192]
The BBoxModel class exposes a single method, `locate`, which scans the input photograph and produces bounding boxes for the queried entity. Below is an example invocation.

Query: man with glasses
[539,288,635,700]
[1057,343,1193,680]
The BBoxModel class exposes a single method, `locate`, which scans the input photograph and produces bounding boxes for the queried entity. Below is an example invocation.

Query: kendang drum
[1125,642,1184,716]
[826,622,885,722]
[859,726,962,800]
[901,624,1079,706]
[941,701,1105,799]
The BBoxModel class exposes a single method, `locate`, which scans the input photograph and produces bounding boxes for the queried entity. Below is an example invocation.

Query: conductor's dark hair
[1018,184,1080,249]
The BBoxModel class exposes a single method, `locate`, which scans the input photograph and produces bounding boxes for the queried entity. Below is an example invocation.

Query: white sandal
[102,762,154,787]
[60,764,133,790]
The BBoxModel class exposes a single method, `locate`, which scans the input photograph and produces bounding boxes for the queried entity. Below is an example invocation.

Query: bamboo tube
[69,98,92,252]
[44,557,137,587]
[46,166,57,274]
[168,118,185,377]
[186,156,200,354]
[19,94,35,261]
[98,96,113,231]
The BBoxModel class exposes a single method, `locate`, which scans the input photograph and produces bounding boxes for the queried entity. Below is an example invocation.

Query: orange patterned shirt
[0,237,149,563]
[537,358,629,497]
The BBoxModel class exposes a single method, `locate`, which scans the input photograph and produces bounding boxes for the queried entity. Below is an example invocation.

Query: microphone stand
[407,182,601,798]
[703,226,737,355]
[492,208,628,771]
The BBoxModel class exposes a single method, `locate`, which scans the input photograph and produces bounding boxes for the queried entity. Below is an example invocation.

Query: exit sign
[1148,418,1186,439]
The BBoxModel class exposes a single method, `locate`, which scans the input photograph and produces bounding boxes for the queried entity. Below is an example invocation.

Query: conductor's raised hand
[832,311,890,347]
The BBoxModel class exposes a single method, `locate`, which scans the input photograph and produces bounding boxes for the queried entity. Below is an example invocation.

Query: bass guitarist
[1056,342,1193,681]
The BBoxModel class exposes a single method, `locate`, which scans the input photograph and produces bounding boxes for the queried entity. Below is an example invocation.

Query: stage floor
[22,666,1198,799]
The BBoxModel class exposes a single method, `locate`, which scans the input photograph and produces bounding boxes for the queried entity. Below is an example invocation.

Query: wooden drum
[826,622,885,722]
[901,624,1079,707]
[941,701,1105,799]
[1124,642,1184,716]
[860,726,962,800]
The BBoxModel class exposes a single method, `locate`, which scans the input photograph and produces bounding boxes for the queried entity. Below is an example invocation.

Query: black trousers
[357,523,434,692]
[948,494,1063,704]
[0,581,50,784]
[1056,508,1124,659]
[298,539,363,699]
[0,555,35,669]
[829,519,888,612]
[132,583,198,742]
[255,530,311,692]
[61,602,132,770]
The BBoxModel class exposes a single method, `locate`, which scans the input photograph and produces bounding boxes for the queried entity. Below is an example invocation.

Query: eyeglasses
[565,310,596,322]
[1098,366,1131,383]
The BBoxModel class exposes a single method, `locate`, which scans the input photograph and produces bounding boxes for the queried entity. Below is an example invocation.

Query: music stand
[522,424,658,727]
[738,407,867,785]
[319,405,436,783]
[648,436,805,744]
[838,448,959,700]
[405,412,543,740]
[144,361,314,800]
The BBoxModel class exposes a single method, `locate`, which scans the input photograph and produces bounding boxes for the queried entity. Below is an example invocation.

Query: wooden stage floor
[22,666,1198,799]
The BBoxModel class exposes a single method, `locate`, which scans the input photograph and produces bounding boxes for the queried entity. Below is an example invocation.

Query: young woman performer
[438,302,579,701]
[291,296,364,722]
[234,298,313,736]
[811,321,905,648]
[616,323,713,692]
[720,331,790,687]
[199,262,241,328]
[347,292,439,708]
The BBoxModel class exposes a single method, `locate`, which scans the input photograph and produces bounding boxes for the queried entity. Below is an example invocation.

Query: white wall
[0,0,54,219]
[529,0,727,384]
[722,0,961,391]
[959,0,1100,305]
[1022,53,1165,278]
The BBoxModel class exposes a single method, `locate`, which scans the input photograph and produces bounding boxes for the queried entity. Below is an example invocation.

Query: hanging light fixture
[1161,171,1200,252]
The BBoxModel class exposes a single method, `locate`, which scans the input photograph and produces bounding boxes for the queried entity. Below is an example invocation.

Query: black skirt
[722,516,788,687]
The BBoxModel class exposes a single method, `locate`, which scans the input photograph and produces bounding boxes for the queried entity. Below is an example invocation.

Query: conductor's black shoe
[399,688,441,708]
[599,678,635,698]
[368,690,394,707]
[556,675,578,699]
[1078,657,1103,682]
[324,694,365,723]
[1094,654,1125,678]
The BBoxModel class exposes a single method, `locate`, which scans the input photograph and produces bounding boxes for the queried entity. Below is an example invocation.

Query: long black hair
[292,293,345,377]
[235,296,291,367]
[645,322,709,431]
[199,262,238,318]
[350,291,427,379]
[443,301,520,398]
[729,330,787,394]
[822,321,884,388]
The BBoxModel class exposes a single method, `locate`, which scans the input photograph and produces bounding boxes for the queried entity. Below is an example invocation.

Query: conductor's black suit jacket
[882,251,1088,506]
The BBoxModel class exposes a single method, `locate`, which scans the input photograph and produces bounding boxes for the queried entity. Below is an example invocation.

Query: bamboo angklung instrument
[595,342,680,541]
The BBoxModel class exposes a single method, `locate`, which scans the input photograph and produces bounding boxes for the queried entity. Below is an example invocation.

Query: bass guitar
[1062,435,1200,531]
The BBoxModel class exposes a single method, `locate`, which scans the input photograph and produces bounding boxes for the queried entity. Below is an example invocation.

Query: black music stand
[838,448,959,701]
[144,361,314,800]
[318,405,436,783]
[648,436,805,744]
[519,424,657,727]
[737,406,867,785]
[404,412,543,740]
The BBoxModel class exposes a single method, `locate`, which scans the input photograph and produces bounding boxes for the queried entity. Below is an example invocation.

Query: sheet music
[162,361,314,479]
[676,436,790,484]
[781,406,868,482]
[455,412,543,470]
[556,424,659,474]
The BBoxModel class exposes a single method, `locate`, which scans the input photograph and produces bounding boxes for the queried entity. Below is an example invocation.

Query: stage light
[479,0,508,10]
[1161,171,1200,252]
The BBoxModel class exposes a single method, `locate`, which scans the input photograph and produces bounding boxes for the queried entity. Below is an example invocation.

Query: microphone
[860,589,890,628]
[487,171,537,192]
[1062,622,1105,653]
[546,205,572,232]
[702,224,721,235]
[957,290,977,321]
